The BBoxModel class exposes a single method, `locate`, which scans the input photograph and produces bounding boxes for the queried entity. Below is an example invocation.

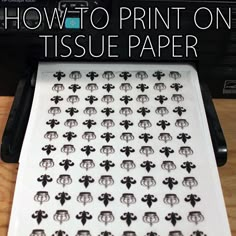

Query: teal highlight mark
[65,18,80,29]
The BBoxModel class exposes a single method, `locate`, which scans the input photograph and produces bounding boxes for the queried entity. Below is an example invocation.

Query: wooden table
[0,97,235,235]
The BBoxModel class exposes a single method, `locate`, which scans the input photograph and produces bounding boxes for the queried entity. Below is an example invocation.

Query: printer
[0,0,236,165]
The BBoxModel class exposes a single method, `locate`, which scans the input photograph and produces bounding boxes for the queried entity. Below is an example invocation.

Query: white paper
[8,63,231,236]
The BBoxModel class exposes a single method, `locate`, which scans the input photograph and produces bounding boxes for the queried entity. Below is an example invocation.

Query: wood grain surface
[0,97,235,235]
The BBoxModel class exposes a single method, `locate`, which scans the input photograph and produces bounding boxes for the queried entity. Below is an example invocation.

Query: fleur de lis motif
[85,95,98,104]
[177,133,191,143]
[69,84,81,93]
[63,131,77,141]
[37,174,53,187]
[141,194,158,208]
[120,212,137,226]
[42,144,56,155]
[185,194,201,207]
[32,210,48,224]
[100,160,115,171]
[101,132,115,143]
[101,107,115,117]
[98,193,114,206]
[165,212,182,226]
[136,83,149,92]
[137,107,150,117]
[153,71,165,80]
[59,159,75,171]
[181,161,196,173]
[155,95,168,104]
[66,107,79,116]
[120,120,134,130]
[159,147,174,157]
[79,175,95,188]
[102,83,115,93]
[53,71,65,81]
[120,95,133,105]
[140,161,156,172]
[83,119,96,129]
[190,230,206,236]
[46,119,60,128]
[81,145,96,156]
[171,83,183,91]
[157,120,170,130]
[52,230,68,236]
[76,211,92,225]
[55,192,71,206]
[103,71,115,80]
[98,231,113,236]
[139,133,153,143]
[120,71,132,80]
[173,106,186,116]
[86,71,99,81]
[120,146,135,157]
[163,177,178,190]
[51,95,63,104]
[121,176,136,189]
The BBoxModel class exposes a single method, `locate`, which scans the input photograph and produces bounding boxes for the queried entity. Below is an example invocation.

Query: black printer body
[0,0,235,165]
[0,0,235,97]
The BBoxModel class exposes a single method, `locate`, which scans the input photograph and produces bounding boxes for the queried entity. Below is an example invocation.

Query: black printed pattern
[20,68,210,236]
